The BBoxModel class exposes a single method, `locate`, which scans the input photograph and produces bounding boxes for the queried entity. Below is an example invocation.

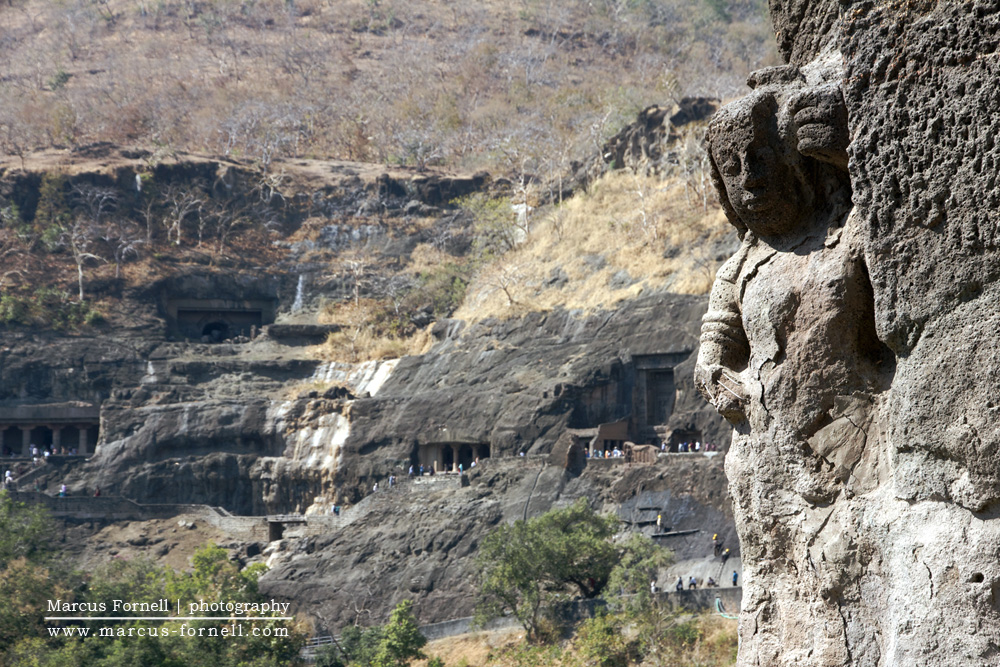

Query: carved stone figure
[696,57,892,665]
[700,3,1000,664]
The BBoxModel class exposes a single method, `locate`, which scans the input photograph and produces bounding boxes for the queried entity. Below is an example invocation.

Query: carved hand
[788,83,849,171]
[695,362,747,424]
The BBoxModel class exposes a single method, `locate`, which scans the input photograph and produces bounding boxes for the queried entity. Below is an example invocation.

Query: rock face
[259,453,735,631]
[338,293,731,502]
[698,2,1000,665]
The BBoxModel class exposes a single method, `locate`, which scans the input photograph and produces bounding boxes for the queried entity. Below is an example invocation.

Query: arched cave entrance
[441,446,454,472]
[202,321,230,342]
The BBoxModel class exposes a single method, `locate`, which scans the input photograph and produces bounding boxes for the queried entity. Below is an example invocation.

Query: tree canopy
[474,499,620,640]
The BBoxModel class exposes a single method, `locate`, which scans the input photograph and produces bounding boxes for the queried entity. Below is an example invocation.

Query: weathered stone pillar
[51,425,62,451]
[20,426,31,456]
[78,425,90,456]
[450,444,460,472]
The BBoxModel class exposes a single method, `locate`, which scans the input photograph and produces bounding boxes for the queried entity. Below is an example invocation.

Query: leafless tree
[161,181,205,246]
[61,215,104,301]
[100,217,145,278]
[481,257,526,307]
[341,249,372,306]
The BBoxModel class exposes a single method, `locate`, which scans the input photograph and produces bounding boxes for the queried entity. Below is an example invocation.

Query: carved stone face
[710,91,812,238]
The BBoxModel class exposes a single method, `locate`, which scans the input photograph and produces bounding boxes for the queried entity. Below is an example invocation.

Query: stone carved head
[707,65,849,239]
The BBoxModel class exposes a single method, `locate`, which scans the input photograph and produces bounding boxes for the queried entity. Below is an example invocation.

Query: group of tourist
[673,571,739,591]
[673,441,719,452]
[584,442,723,458]
[2,444,81,459]
[586,447,625,459]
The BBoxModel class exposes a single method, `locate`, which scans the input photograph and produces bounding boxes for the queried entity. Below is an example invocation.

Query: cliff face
[697,2,1000,665]
[336,293,730,500]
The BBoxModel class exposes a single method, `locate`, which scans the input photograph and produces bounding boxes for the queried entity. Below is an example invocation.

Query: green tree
[603,533,673,613]
[0,488,55,566]
[372,600,426,667]
[475,499,619,640]
[0,559,69,651]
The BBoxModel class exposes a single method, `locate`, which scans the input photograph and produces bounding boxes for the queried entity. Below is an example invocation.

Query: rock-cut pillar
[19,426,31,456]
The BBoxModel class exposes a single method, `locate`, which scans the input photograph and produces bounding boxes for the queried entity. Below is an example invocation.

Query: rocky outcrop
[336,292,730,501]
[259,453,735,632]
[697,2,1000,665]
[601,98,720,171]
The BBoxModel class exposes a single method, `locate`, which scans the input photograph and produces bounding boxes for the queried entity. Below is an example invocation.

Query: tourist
[650,580,658,594]
[707,577,717,587]
[59,484,67,497]
[419,464,424,475]
[675,577,684,592]
[688,576,698,590]
[732,570,739,587]
[372,482,378,493]
[408,465,414,477]
[94,486,101,497]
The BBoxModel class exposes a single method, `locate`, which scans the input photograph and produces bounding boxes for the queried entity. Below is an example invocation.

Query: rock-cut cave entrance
[418,442,491,473]
[202,321,230,342]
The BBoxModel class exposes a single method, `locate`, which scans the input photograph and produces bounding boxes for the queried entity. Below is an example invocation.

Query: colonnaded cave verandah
[0,403,100,456]
[417,442,490,472]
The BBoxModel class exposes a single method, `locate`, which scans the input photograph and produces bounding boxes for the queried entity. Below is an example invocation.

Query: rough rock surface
[337,292,730,501]
[697,2,1000,665]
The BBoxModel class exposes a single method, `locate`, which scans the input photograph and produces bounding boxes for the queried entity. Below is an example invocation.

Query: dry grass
[0,0,776,175]
[416,629,525,667]
[454,169,734,322]
[414,614,738,667]
[318,298,431,362]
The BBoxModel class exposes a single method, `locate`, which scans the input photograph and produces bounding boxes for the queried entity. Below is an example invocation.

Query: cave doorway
[458,444,475,470]
[2,429,19,456]
[670,429,702,452]
[30,426,53,449]
[202,322,229,342]
[441,446,454,472]
[646,370,676,425]
[268,521,284,542]
[476,444,490,460]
